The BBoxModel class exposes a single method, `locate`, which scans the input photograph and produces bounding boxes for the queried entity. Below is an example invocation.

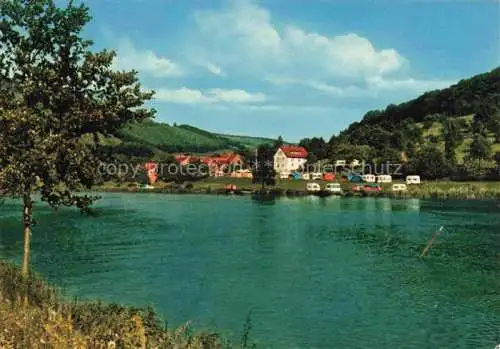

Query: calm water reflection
[0,194,499,348]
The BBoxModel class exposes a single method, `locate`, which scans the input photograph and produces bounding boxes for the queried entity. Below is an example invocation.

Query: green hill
[321,67,500,180]
[97,120,277,160]
[119,121,238,152]
[215,133,276,148]
[332,67,500,165]
[358,67,500,126]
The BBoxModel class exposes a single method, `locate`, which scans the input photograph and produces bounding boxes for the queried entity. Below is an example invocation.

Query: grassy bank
[406,181,500,200]
[97,179,500,200]
[0,263,253,349]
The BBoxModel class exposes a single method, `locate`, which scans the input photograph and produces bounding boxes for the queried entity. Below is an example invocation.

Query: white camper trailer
[362,174,376,183]
[306,182,321,192]
[377,175,392,183]
[406,175,421,185]
[392,184,408,192]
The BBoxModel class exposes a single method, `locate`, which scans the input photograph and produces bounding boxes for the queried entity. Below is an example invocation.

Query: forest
[298,67,500,180]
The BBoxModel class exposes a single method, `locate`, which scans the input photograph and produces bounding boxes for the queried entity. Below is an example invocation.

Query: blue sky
[80,0,499,141]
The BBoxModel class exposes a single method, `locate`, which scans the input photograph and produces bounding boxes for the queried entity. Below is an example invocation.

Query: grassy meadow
[418,114,500,165]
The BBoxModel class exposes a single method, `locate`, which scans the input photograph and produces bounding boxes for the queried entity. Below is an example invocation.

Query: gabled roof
[178,153,243,166]
[279,145,308,158]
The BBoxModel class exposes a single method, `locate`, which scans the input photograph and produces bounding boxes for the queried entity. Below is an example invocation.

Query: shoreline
[95,181,500,200]
[0,262,240,348]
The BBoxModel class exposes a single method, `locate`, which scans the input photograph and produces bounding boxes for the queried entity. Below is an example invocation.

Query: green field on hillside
[119,122,241,152]
[95,120,279,157]
[215,134,276,148]
[417,114,500,165]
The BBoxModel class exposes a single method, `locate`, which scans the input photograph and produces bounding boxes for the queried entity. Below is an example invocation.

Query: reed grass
[97,179,500,200]
[0,263,254,349]
[407,181,500,200]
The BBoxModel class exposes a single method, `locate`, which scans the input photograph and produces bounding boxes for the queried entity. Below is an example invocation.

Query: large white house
[273,145,308,177]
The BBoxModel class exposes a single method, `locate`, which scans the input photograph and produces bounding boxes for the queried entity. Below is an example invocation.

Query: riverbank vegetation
[98,178,500,200]
[0,262,254,349]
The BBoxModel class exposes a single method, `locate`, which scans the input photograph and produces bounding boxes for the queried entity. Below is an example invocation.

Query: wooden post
[420,226,444,258]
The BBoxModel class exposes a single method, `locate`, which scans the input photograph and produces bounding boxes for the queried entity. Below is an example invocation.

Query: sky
[78,0,499,141]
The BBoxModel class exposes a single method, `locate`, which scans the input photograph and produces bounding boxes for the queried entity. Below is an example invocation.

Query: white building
[273,145,308,177]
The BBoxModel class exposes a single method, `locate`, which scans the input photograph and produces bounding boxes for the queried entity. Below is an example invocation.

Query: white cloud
[193,0,405,80]
[194,0,282,66]
[365,76,456,93]
[267,74,456,98]
[113,38,183,77]
[212,104,330,112]
[266,75,368,97]
[205,62,225,76]
[208,88,266,103]
[191,0,459,100]
[154,87,266,104]
[265,76,298,85]
[105,0,459,130]
[212,104,282,111]
[283,27,405,78]
[154,87,211,104]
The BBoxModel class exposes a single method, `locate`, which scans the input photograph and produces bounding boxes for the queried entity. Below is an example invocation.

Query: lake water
[0,194,499,348]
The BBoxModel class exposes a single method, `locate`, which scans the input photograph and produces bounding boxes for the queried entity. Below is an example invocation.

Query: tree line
[297,67,500,181]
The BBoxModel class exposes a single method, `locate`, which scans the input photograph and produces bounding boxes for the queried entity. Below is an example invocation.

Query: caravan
[377,175,392,183]
[392,184,408,192]
[311,172,323,180]
[362,174,376,183]
[406,175,421,184]
[306,182,321,192]
[325,183,342,194]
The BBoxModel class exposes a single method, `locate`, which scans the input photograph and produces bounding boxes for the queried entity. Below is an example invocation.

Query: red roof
[200,153,243,166]
[144,162,157,171]
[279,145,308,158]
[175,153,243,166]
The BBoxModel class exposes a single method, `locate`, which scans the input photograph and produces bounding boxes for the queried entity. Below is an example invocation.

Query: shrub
[0,262,252,349]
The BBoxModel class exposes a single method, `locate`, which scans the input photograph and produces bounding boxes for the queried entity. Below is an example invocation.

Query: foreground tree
[0,0,155,277]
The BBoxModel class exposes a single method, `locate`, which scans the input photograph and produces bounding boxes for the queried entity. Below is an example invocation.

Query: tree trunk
[22,194,32,278]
